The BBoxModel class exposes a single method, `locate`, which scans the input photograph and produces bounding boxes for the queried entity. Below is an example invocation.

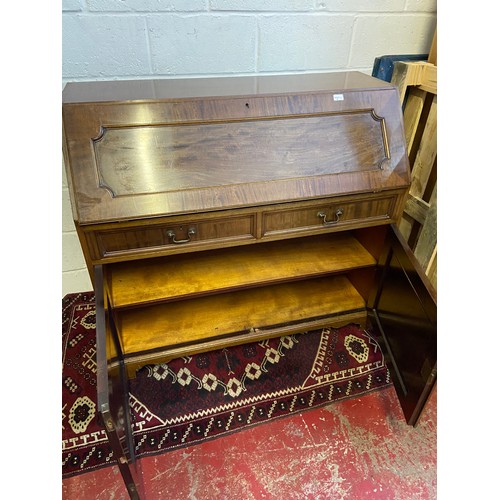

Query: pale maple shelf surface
[107,233,376,308]
[116,275,366,357]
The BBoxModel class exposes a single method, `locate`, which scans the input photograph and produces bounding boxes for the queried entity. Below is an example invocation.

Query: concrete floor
[62,384,437,499]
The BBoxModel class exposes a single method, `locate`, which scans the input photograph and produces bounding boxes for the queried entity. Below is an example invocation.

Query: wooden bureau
[63,72,436,499]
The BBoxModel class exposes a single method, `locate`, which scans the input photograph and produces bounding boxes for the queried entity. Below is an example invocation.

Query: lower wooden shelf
[113,274,366,372]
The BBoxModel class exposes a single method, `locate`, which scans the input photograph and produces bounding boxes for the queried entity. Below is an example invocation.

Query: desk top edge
[62,71,393,104]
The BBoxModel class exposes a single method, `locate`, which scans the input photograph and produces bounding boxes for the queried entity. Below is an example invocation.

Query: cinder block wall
[62,0,437,295]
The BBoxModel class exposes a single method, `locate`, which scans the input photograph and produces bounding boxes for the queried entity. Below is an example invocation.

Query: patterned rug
[62,292,391,479]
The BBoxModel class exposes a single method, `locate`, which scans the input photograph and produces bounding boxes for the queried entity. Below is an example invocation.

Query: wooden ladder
[391,34,437,290]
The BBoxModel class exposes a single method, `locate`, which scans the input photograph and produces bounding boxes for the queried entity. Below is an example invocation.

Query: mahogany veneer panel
[93,113,388,197]
[107,233,376,308]
[63,72,408,225]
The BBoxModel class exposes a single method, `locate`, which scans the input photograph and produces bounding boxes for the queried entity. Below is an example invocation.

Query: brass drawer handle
[317,209,344,226]
[166,227,196,244]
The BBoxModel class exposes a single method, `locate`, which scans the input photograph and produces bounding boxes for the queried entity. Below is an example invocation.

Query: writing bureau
[63,72,437,499]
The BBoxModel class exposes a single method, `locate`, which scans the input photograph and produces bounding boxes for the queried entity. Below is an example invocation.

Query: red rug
[62,292,390,478]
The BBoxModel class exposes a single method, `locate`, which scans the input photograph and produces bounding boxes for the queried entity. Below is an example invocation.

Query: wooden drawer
[262,195,398,237]
[91,214,257,260]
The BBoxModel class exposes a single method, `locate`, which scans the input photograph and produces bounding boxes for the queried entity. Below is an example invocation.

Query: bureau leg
[94,265,142,499]
[108,308,137,464]
[99,404,142,499]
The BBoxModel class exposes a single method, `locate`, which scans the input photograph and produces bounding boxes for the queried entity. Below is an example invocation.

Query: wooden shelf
[107,233,376,308]
[116,275,366,357]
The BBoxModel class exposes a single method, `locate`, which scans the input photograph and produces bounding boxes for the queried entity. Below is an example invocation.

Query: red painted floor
[62,385,437,499]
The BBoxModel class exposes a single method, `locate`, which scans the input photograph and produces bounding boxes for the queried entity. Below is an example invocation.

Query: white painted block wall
[62,0,436,296]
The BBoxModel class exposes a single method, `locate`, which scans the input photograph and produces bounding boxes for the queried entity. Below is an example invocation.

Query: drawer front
[262,195,397,237]
[93,214,256,260]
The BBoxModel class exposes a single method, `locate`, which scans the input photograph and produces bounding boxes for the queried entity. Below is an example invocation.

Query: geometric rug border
[62,292,391,479]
